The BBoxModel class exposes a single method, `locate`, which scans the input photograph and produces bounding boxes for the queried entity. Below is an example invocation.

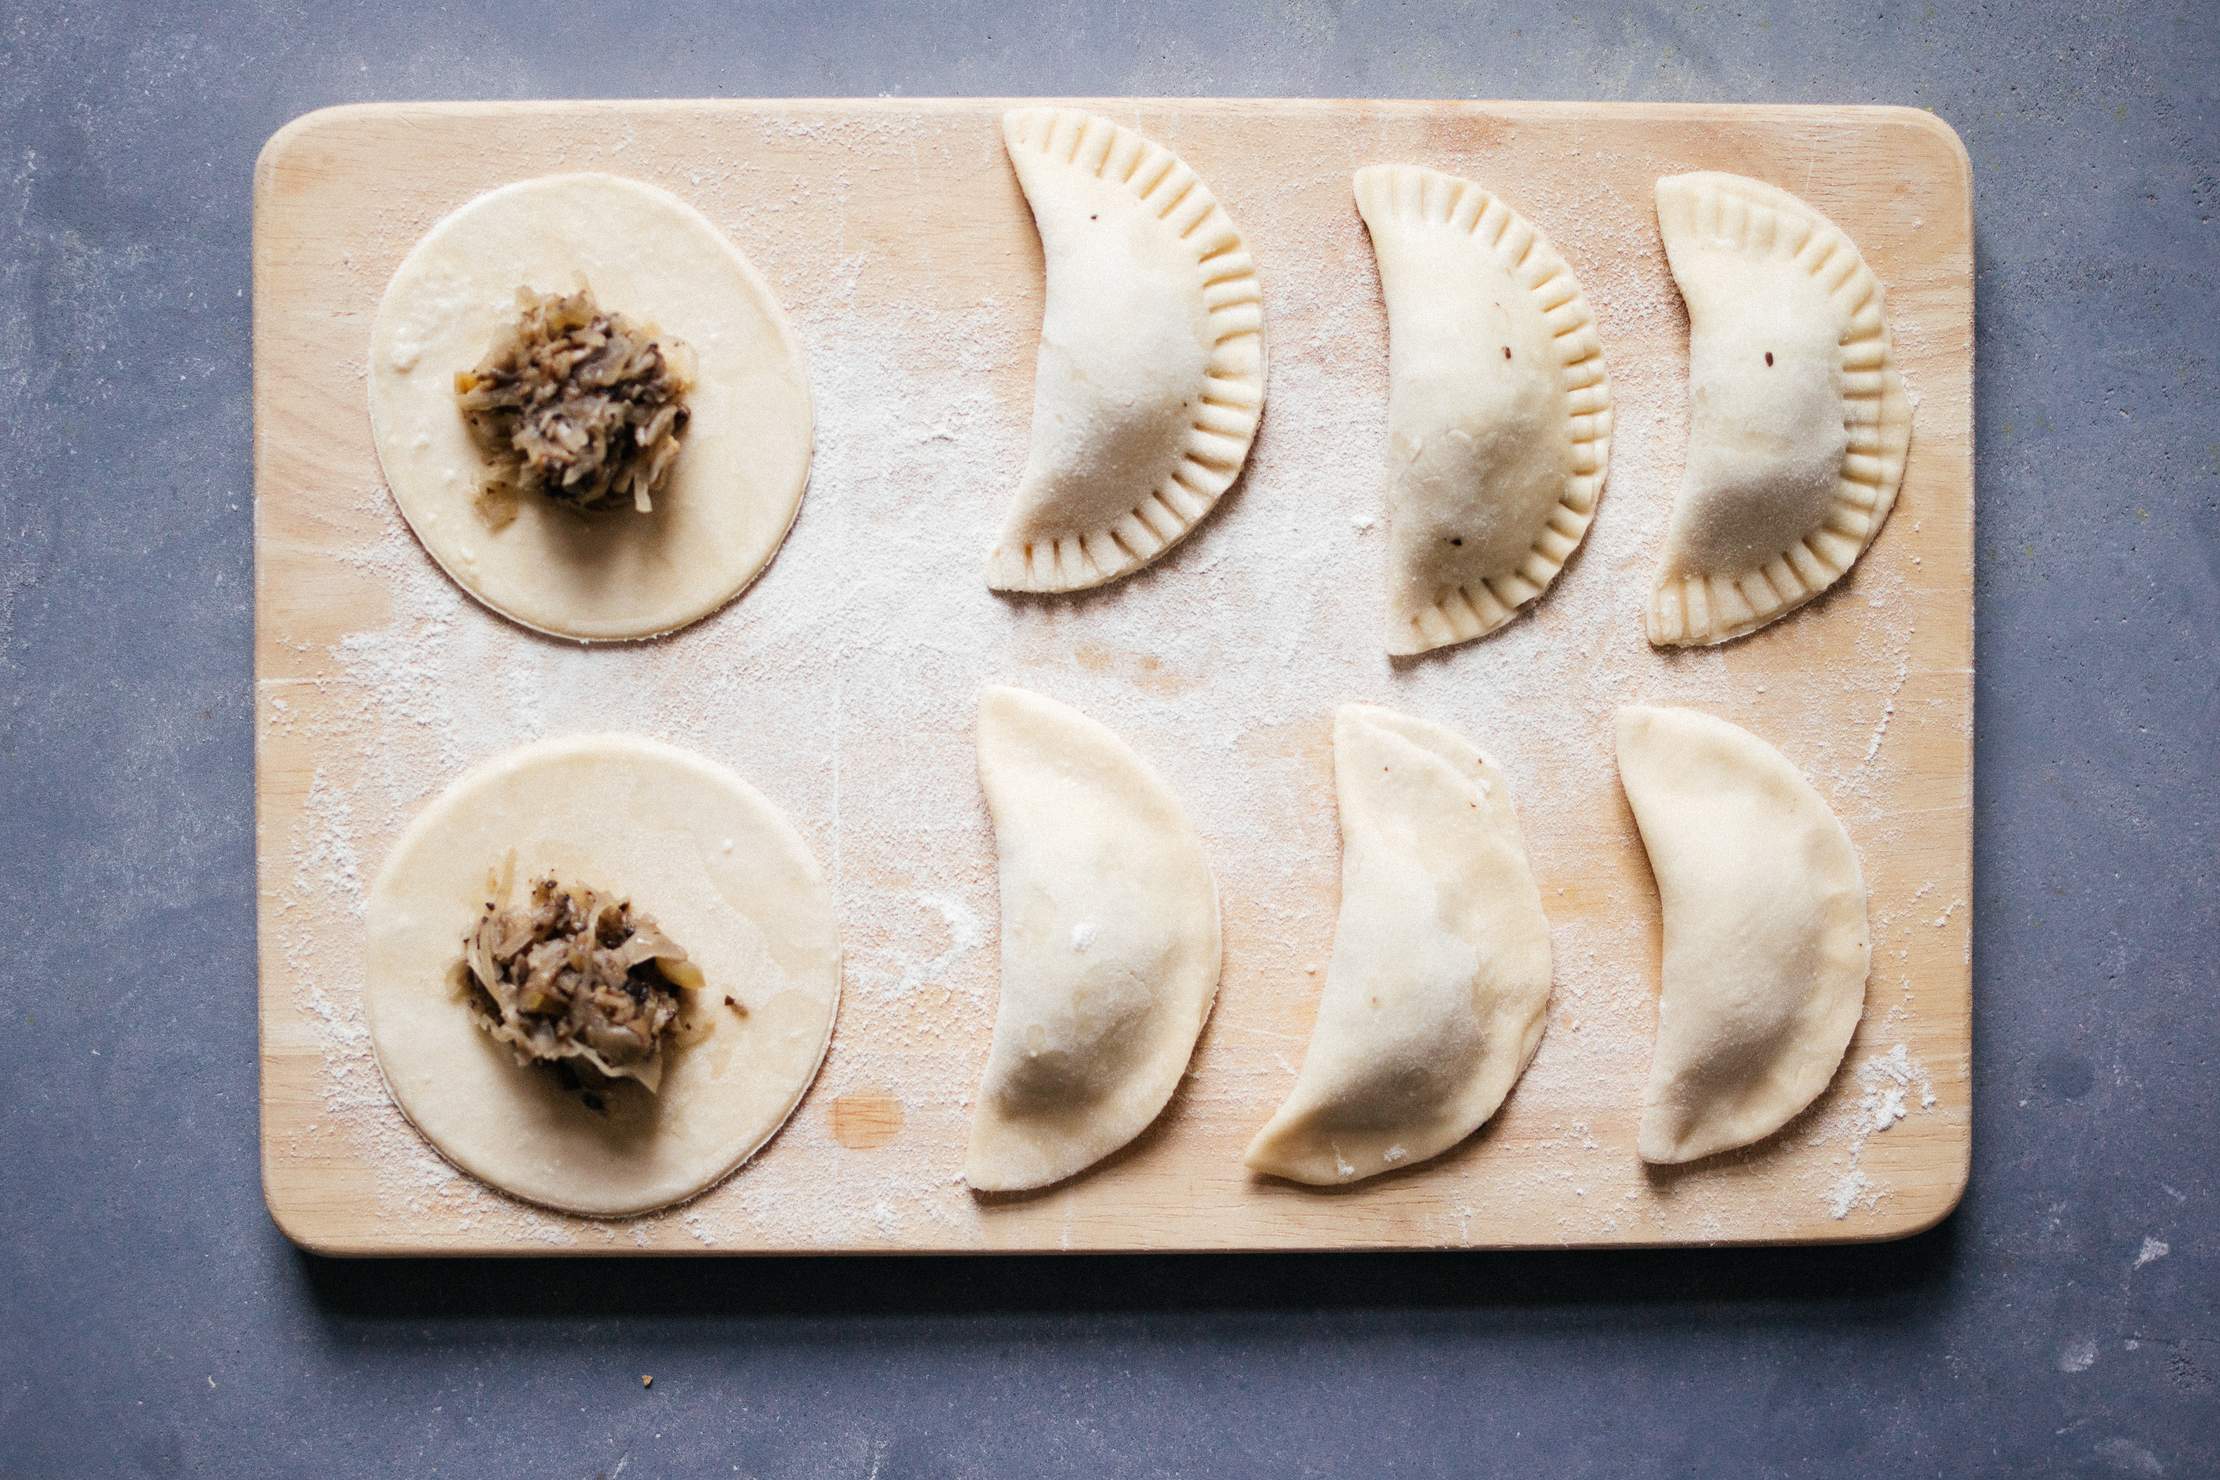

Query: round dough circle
[364,734,841,1216]
[368,173,813,641]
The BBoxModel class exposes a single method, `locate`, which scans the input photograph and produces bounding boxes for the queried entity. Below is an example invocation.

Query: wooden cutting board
[253,98,1973,1255]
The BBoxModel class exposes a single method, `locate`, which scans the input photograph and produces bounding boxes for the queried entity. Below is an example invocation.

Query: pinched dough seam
[1357,164,1614,652]
[1648,175,1914,646]
[991,109,1267,591]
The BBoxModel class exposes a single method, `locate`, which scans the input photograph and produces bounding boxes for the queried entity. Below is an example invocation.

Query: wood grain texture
[253,98,1973,1255]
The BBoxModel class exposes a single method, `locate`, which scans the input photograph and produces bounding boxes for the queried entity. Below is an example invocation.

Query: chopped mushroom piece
[461,876,704,1093]
[455,285,692,514]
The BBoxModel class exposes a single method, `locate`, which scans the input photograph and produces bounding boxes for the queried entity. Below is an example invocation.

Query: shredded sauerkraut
[460,874,704,1095]
[454,285,691,515]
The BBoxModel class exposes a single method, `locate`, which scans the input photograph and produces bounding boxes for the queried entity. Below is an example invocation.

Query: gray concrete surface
[3,1,2215,1476]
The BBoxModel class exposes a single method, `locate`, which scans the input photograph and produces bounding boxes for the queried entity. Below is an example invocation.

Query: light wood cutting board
[253,98,1973,1255]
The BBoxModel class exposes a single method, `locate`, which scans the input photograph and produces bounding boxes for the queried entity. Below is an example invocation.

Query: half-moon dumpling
[1246,705,1552,1184]
[966,686,1222,1190]
[1354,166,1613,655]
[987,108,1266,593]
[1648,172,1913,646]
[1615,705,1869,1163]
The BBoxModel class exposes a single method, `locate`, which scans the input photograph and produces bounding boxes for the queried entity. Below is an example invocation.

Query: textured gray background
[3,1,2216,1476]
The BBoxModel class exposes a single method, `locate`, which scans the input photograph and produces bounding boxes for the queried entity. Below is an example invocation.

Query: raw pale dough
[967,687,1221,1190]
[1615,706,1868,1163]
[368,173,812,641]
[987,109,1266,593]
[364,734,840,1215]
[1247,706,1553,1184]
[1648,171,1912,646]
[1353,165,1613,654]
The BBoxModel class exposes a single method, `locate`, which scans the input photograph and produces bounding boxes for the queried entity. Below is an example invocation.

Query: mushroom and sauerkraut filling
[454,285,692,517]
[461,876,706,1095]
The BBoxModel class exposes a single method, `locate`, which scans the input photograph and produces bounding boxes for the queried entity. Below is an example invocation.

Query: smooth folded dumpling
[1648,172,1913,646]
[966,687,1222,1191]
[987,108,1266,593]
[1615,705,1869,1163]
[1246,705,1553,1185]
[1353,164,1612,655]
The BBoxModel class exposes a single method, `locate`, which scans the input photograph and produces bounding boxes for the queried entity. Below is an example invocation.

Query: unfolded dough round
[368,173,813,641]
[364,734,840,1216]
